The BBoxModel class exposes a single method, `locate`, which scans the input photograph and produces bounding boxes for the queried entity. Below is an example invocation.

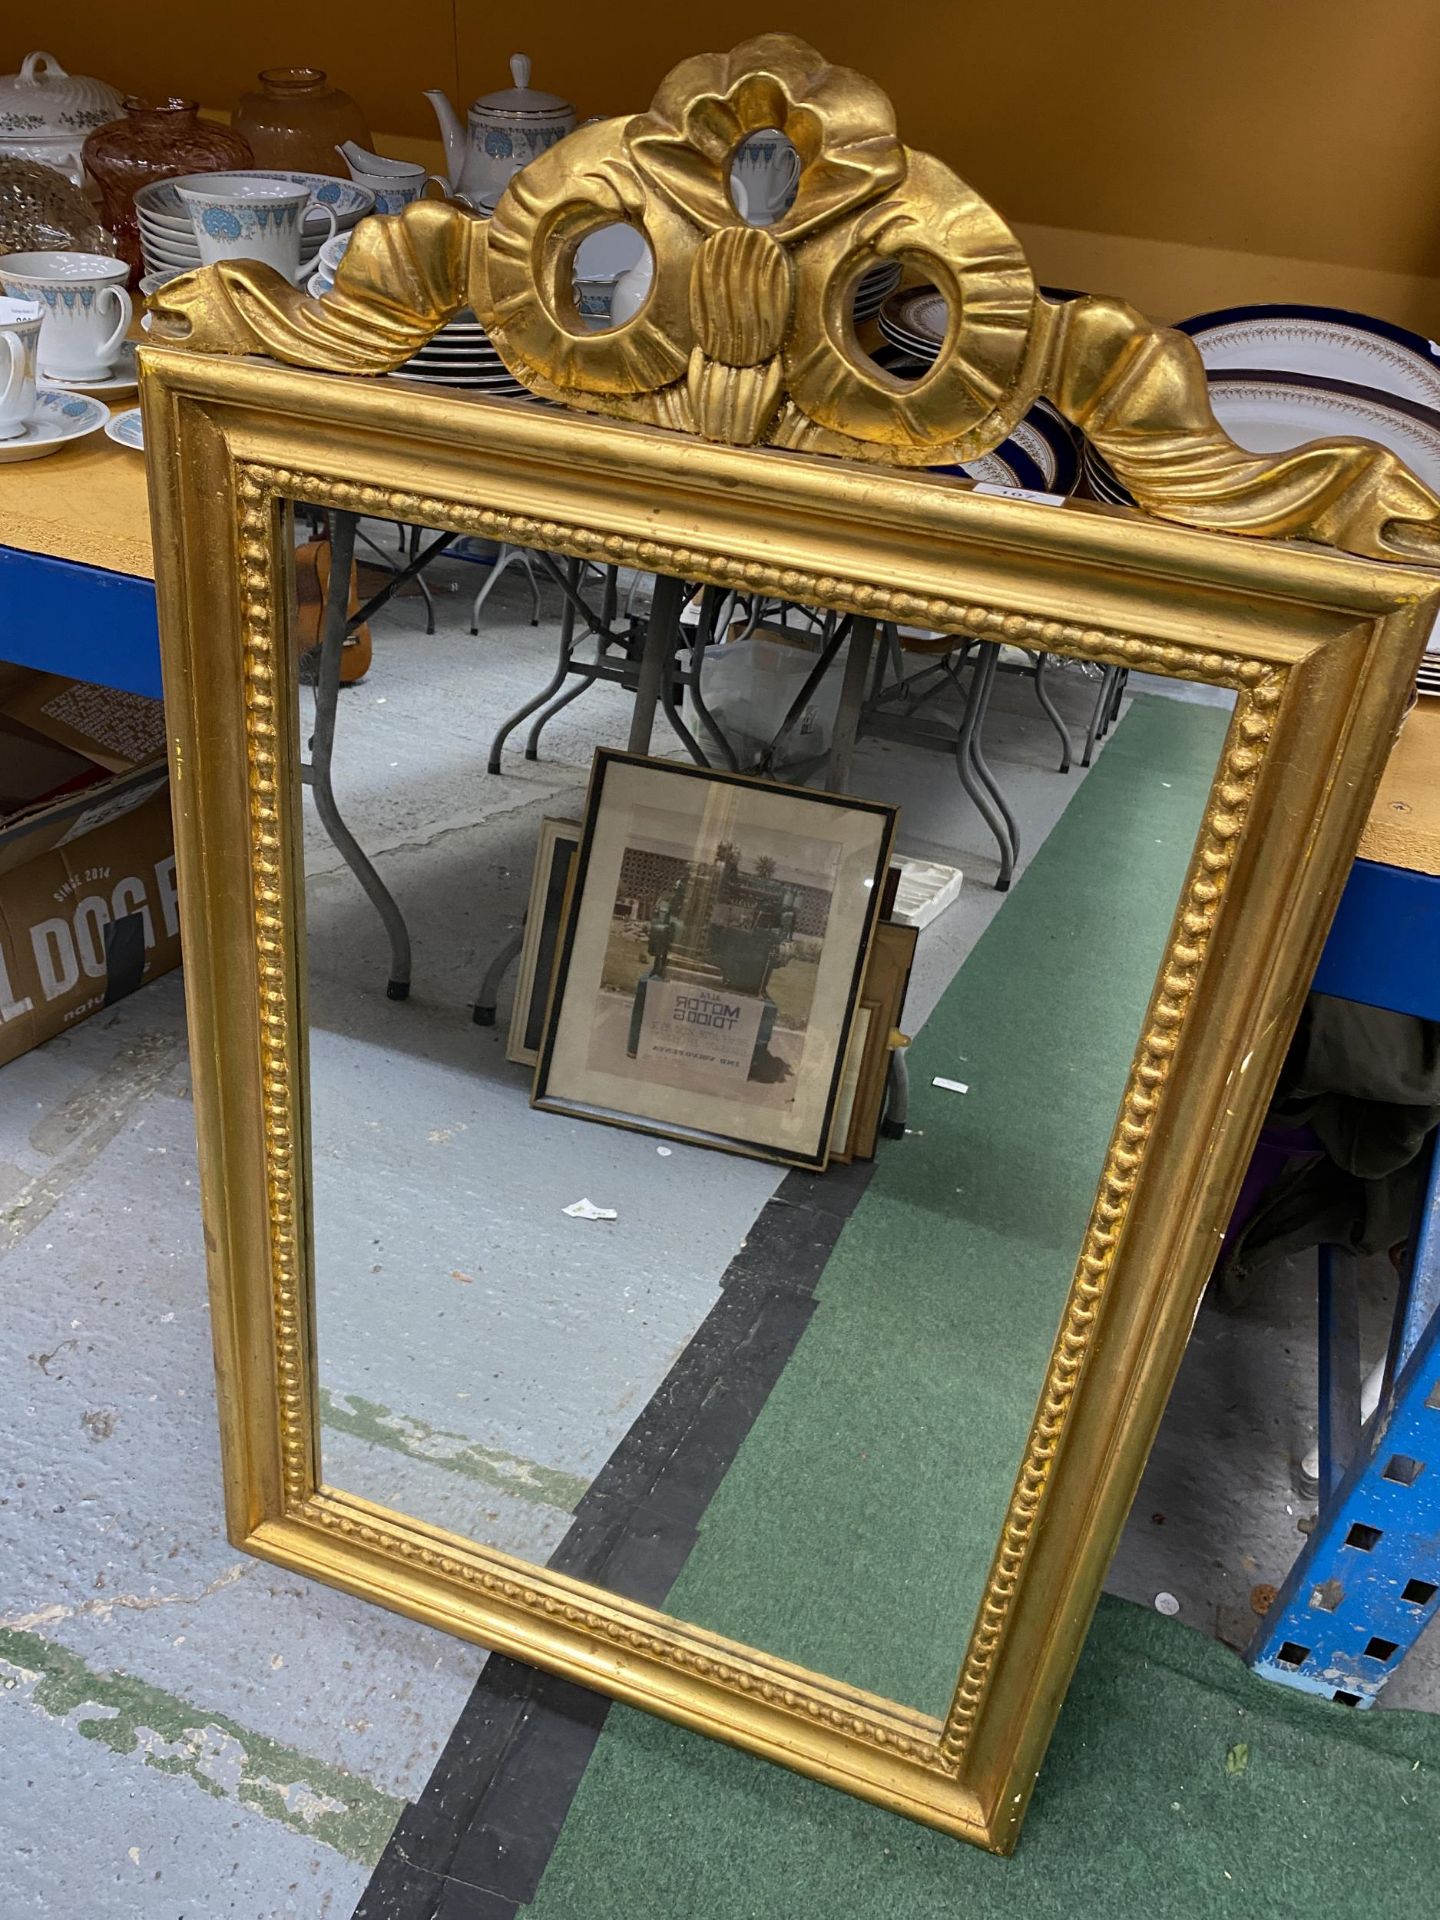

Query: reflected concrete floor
[298,559,1144,1557]
[1,550,1428,1917]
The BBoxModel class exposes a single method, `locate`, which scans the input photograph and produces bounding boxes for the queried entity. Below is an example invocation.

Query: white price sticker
[973,483,1068,508]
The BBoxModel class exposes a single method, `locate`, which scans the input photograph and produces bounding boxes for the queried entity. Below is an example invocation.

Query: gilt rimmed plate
[1179,303,1440,410]
[927,433,1048,494]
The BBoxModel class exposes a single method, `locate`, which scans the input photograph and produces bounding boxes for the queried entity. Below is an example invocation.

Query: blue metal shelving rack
[1247,1137,1440,1704]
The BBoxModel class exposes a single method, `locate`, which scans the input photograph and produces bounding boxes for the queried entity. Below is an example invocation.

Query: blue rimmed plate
[1205,370,1440,492]
[104,405,144,452]
[1005,398,1080,497]
[866,325,1081,497]
[1082,370,1440,507]
[1178,303,1440,411]
[136,171,375,230]
[0,387,109,463]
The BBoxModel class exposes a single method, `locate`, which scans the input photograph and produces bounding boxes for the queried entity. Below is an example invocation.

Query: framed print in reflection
[534,752,897,1167]
[506,817,581,1068]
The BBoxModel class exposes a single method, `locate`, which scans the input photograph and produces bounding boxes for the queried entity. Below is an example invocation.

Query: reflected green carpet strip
[525,695,1440,1915]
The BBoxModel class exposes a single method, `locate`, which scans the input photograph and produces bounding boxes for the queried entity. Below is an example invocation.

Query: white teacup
[0,295,42,439]
[174,174,339,285]
[0,252,132,382]
[730,130,801,228]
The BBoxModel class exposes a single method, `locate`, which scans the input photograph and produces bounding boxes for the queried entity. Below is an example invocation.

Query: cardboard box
[0,667,178,1068]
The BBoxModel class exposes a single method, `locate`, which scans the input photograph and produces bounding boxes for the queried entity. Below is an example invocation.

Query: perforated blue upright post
[1246,1138,1440,1704]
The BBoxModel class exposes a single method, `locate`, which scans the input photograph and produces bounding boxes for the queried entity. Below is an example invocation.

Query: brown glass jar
[233,68,370,175]
[83,98,252,284]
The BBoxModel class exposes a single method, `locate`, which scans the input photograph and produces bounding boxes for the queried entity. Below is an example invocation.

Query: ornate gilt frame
[140,338,1437,1851]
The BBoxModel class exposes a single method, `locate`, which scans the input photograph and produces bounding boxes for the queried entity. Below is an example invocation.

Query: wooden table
[1315,700,1440,1022]
[0,431,158,696]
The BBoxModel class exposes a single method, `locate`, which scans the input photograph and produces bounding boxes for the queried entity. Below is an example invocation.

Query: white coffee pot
[424,54,575,210]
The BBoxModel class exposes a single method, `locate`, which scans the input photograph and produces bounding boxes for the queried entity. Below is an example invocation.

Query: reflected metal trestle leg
[302,509,458,999]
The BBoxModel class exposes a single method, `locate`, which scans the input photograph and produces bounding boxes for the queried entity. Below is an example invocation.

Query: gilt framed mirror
[139,34,1440,1853]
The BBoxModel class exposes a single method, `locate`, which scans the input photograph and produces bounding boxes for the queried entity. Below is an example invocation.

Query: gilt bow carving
[148,32,1440,566]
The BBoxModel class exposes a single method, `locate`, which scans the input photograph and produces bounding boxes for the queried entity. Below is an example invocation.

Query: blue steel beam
[0,547,160,697]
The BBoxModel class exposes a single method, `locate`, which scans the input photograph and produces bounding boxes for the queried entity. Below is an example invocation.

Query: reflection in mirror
[292,502,1232,1715]
[571,222,651,331]
[728,127,800,227]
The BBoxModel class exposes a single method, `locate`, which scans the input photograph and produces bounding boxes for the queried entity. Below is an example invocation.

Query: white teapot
[425,54,575,210]
[0,52,123,187]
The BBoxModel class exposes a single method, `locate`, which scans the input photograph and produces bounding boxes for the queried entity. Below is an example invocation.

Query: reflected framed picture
[534,752,897,1166]
[506,818,581,1068]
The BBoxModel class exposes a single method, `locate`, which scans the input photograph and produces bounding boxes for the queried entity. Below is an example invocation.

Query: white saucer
[0,388,109,462]
[105,406,144,451]
[44,342,139,396]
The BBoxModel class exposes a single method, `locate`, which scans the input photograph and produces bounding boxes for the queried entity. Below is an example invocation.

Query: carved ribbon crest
[149,33,1440,566]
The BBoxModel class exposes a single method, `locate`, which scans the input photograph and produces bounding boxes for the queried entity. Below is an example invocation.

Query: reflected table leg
[629,573,686,754]
[302,509,415,1000]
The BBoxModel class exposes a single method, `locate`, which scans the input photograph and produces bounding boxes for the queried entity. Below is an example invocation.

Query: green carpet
[521,693,1440,1915]
[528,1596,1440,1918]
[636,692,1231,1716]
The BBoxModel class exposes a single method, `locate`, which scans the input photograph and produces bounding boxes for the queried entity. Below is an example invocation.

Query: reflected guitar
[295,538,372,686]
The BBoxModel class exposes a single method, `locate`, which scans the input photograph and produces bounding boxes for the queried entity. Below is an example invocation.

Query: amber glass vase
[233,68,371,175]
[83,99,253,285]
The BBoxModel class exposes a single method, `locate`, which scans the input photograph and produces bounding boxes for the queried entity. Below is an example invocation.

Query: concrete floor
[299,556,1140,1563]
[2,546,1430,1916]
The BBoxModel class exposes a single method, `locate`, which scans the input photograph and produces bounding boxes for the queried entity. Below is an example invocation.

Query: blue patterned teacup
[174,174,339,284]
[0,251,132,382]
[730,130,801,228]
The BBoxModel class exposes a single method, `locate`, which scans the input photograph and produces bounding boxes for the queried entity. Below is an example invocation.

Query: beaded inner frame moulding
[139,34,1440,1854]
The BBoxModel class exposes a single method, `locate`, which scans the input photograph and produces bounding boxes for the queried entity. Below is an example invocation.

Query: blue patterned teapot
[425,54,575,210]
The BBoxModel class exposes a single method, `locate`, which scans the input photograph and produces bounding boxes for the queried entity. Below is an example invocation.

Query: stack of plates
[872,287,1082,496]
[852,261,900,325]
[1080,440,1134,507]
[1178,303,1440,694]
[1005,398,1081,495]
[299,228,529,398]
[383,309,530,398]
[877,286,950,358]
[303,228,352,298]
[134,171,374,283]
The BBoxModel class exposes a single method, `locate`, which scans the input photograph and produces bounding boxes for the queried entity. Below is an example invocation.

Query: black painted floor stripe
[354,1158,875,1919]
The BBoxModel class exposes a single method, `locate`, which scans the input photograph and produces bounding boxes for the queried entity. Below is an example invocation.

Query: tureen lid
[474,53,572,118]
[0,51,123,142]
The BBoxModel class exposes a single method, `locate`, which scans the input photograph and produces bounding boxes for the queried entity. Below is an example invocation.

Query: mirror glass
[289,502,1233,1715]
